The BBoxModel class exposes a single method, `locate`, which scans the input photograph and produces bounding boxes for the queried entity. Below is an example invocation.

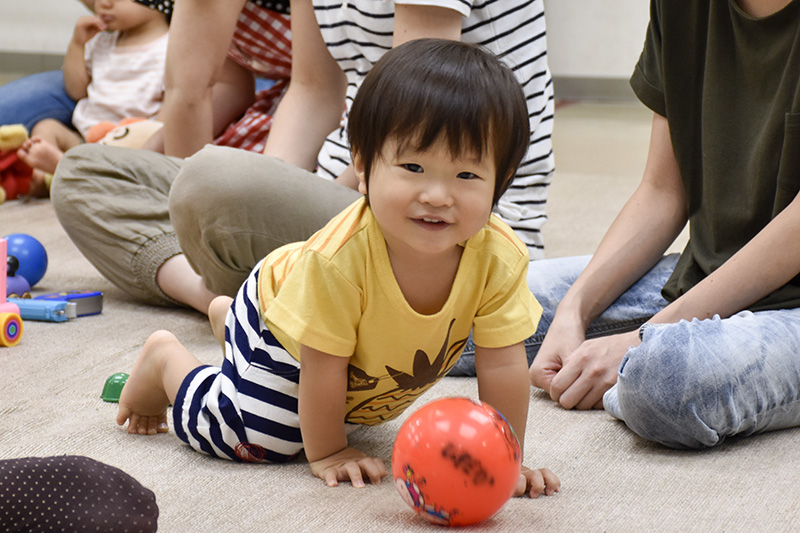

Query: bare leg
[210,58,256,138]
[116,330,203,435]
[208,295,233,346]
[156,254,218,314]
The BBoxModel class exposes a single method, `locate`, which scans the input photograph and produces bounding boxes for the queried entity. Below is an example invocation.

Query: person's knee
[51,144,100,213]
[30,117,63,138]
[169,146,251,232]
[613,332,722,449]
[52,143,102,181]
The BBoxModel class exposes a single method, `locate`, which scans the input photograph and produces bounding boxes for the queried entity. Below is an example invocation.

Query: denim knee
[612,323,726,449]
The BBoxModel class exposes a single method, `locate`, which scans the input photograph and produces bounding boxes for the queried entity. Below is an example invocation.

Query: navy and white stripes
[173,266,303,463]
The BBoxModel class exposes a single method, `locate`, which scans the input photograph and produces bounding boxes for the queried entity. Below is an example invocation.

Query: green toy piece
[101,372,129,402]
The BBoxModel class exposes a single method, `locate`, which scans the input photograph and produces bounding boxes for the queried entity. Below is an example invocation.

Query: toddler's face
[357,136,496,260]
[95,0,162,32]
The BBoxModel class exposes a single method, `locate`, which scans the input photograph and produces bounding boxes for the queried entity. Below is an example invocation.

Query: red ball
[392,397,521,526]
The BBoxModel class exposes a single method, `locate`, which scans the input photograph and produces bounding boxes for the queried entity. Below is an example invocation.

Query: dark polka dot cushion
[0,456,158,533]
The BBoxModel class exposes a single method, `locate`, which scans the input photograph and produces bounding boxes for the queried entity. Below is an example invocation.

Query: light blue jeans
[452,255,800,449]
[0,70,76,132]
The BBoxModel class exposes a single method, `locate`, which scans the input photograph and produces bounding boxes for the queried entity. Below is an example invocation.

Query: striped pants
[173,265,303,462]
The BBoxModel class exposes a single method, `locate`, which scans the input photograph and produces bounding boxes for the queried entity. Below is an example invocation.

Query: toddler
[17,0,168,195]
[116,39,560,496]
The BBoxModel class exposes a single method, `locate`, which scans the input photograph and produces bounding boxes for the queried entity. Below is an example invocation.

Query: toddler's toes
[127,413,150,435]
[126,413,168,435]
[155,413,169,433]
[116,404,132,427]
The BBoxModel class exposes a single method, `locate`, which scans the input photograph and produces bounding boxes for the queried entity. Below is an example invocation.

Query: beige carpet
[1,102,797,532]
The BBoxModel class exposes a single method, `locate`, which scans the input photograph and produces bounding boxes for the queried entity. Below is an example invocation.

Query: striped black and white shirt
[313,0,555,258]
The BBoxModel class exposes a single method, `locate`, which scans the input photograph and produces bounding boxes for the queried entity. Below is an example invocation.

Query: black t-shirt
[632,0,800,311]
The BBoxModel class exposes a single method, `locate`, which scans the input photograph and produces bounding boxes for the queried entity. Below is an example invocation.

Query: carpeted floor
[1,102,797,532]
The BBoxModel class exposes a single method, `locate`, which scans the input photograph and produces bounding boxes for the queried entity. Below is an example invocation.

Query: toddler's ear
[353,153,368,195]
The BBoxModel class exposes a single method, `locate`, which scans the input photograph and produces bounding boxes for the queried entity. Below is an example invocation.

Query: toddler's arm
[298,344,387,487]
[475,342,561,498]
[63,16,105,101]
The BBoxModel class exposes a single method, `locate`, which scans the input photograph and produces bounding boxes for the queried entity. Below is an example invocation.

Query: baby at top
[116,38,560,497]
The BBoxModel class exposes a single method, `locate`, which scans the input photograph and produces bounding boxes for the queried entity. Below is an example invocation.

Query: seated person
[488,0,800,450]
[0,1,95,134]
[17,0,169,196]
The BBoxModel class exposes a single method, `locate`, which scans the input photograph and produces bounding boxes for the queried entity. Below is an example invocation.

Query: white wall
[1,0,651,81]
[0,1,91,54]
[544,0,650,79]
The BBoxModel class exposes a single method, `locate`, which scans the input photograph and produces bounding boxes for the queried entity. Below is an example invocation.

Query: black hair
[347,38,530,206]
[133,0,172,24]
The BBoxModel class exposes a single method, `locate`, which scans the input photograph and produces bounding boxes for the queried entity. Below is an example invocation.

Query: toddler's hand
[73,15,107,46]
[515,466,560,498]
[309,446,387,488]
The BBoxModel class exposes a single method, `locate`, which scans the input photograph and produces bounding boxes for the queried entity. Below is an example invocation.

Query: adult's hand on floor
[547,330,640,410]
[529,315,584,395]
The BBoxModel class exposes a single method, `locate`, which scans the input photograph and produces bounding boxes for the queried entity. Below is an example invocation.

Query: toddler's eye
[402,163,424,173]
[457,172,478,180]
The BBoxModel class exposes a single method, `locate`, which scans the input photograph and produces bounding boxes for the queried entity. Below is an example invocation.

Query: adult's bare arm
[265,1,462,178]
[535,111,800,410]
[161,0,249,157]
[531,113,688,407]
[263,0,347,170]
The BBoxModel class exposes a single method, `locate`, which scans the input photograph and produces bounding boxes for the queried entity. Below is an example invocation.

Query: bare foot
[208,296,233,346]
[117,331,178,435]
[16,136,63,174]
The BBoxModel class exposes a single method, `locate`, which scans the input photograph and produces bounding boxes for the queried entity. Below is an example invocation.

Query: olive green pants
[52,144,360,305]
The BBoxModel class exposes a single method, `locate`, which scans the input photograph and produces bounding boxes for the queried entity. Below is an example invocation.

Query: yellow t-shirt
[258,198,541,425]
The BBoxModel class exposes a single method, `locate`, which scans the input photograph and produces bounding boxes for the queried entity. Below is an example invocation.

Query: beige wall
[544,0,649,79]
[0,1,91,55]
[1,0,651,81]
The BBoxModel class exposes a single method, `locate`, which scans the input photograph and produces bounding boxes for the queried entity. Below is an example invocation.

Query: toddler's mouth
[415,217,451,230]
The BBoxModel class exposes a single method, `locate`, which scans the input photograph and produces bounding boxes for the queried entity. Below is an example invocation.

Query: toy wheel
[0,312,23,347]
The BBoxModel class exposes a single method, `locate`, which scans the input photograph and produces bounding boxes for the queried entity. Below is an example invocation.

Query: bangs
[348,39,529,205]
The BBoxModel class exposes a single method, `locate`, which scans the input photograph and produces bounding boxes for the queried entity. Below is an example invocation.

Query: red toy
[392,397,521,527]
[0,152,33,202]
[1,238,24,346]
[0,124,33,202]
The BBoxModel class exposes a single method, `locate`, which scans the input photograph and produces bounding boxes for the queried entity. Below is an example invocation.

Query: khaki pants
[52,144,360,305]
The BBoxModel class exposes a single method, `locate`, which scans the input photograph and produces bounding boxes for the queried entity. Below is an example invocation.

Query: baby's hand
[514,466,561,498]
[309,446,387,488]
[73,15,107,46]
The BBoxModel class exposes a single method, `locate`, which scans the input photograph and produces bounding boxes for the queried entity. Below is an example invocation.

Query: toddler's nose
[420,181,453,206]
